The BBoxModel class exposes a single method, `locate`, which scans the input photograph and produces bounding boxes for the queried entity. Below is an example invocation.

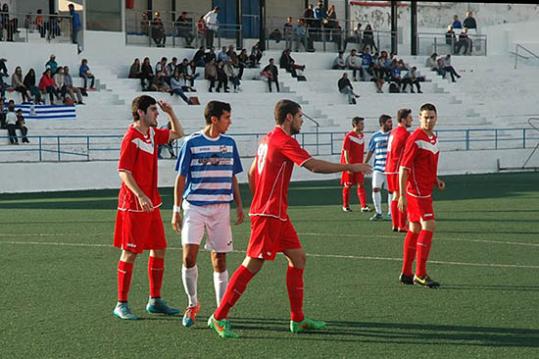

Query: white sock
[181,265,198,307]
[387,192,392,215]
[373,191,382,214]
[213,270,229,307]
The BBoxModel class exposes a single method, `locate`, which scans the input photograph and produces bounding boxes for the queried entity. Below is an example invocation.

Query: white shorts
[372,171,387,190]
[181,201,233,253]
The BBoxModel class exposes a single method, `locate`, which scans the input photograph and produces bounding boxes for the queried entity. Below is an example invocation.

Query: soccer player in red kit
[112,95,185,320]
[386,108,413,232]
[398,103,445,288]
[207,100,371,338]
[340,116,370,212]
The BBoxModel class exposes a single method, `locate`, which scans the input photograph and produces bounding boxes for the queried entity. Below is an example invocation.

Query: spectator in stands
[294,18,308,52]
[390,59,403,89]
[46,55,58,74]
[402,66,423,93]
[426,53,443,76]
[166,57,178,83]
[170,69,193,105]
[312,1,326,41]
[151,12,166,47]
[48,12,62,40]
[63,66,84,105]
[140,57,154,90]
[79,59,95,89]
[362,24,377,52]
[11,67,31,102]
[0,100,5,129]
[445,25,456,47]
[39,69,61,104]
[333,51,346,69]
[178,58,198,88]
[175,11,194,47]
[262,58,279,92]
[16,109,29,143]
[360,46,374,80]
[1,4,14,42]
[69,4,82,53]
[205,59,218,92]
[338,73,359,104]
[224,60,240,92]
[455,27,473,55]
[196,16,207,48]
[344,23,362,52]
[203,6,219,49]
[250,42,263,66]
[346,49,363,81]
[158,122,177,159]
[35,9,46,38]
[279,49,306,78]
[128,58,142,79]
[463,11,477,31]
[215,60,229,93]
[451,15,462,30]
[303,4,315,28]
[0,58,7,99]
[54,66,67,101]
[326,4,337,30]
[372,52,386,93]
[238,49,249,79]
[284,17,294,50]
[23,69,43,104]
[205,47,217,64]
[5,101,18,144]
[193,46,206,67]
[442,54,461,82]
[155,57,169,82]
[140,11,150,35]
[218,46,230,62]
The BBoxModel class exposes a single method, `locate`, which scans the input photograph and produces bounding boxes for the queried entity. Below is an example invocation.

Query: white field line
[1,239,539,270]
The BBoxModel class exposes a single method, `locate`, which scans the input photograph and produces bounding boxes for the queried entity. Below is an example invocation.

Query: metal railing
[0,11,73,44]
[416,32,487,56]
[513,44,539,69]
[0,127,537,163]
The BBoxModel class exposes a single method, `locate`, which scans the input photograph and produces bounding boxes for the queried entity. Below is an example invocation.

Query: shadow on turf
[439,229,539,236]
[442,284,539,292]
[229,317,539,347]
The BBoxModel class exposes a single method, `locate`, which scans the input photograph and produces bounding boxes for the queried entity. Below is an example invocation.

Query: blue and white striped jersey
[175,131,243,206]
[368,130,390,172]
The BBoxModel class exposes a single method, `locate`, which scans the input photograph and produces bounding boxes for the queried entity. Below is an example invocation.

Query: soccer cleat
[290,318,327,333]
[182,303,201,327]
[207,314,239,339]
[369,213,383,221]
[398,228,408,233]
[413,274,440,288]
[113,302,139,320]
[361,206,373,213]
[342,206,352,212]
[399,273,414,285]
[392,227,398,232]
[146,297,181,316]
[384,213,392,221]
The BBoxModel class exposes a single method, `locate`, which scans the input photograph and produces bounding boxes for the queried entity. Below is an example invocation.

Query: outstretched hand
[349,163,372,174]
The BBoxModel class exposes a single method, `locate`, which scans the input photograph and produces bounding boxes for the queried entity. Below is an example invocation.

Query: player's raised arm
[302,158,371,174]
[158,100,185,140]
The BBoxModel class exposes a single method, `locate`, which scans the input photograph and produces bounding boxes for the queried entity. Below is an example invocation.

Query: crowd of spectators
[445,11,478,56]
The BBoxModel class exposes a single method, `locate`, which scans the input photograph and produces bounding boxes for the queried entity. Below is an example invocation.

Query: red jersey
[385,126,410,174]
[249,127,312,221]
[340,131,365,164]
[400,128,439,198]
[117,125,170,211]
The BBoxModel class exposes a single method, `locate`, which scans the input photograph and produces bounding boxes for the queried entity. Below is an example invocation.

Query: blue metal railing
[0,128,537,163]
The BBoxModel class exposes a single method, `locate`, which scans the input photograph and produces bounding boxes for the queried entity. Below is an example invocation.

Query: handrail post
[39,136,42,162]
[57,136,61,161]
[86,136,90,161]
[494,129,498,150]
[465,129,470,151]
[523,128,526,148]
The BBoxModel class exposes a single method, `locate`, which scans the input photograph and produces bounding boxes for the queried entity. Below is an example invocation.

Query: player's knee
[183,254,197,268]
[120,250,137,263]
[409,222,421,233]
[212,253,227,272]
[423,220,436,232]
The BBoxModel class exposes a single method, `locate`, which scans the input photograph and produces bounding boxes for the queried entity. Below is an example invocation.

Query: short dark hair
[131,95,156,121]
[420,103,437,114]
[352,116,364,126]
[379,114,392,126]
[397,108,412,123]
[274,99,301,125]
[204,101,231,124]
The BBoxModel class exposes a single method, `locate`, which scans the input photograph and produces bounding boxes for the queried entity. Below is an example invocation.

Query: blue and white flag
[15,103,77,120]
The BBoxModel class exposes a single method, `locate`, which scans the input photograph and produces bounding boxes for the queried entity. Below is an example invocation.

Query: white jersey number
[257,143,268,175]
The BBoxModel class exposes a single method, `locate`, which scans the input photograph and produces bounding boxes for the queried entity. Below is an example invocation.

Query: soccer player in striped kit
[172,101,244,327]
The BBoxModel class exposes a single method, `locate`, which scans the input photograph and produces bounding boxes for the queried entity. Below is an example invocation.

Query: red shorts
[386,173,398,193]
[406,194,435,223]
[246,215,302,261]
[113,209,167,254]
[341,171,364,186]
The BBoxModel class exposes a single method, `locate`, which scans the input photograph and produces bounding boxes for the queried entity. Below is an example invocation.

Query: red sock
[415,230,433,277]
[117,261,134,302]
[342,186,350,208]
[214,265,255,320]
[286,266,305,322]
[390,200,399,229]
[401,231,419,276]
[398,208,408,230]
[148,256,164,298]
[357,186,367,208]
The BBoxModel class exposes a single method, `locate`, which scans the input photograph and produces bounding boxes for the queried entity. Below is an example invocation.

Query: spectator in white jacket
[203,6,219,48]
[346,49,364,81]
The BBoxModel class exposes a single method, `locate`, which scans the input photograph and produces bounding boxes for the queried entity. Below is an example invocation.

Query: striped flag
[15,103,77,120]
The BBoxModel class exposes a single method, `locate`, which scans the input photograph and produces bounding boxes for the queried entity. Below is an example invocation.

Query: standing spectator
[303,4,315,27]
[38,69,61,104]
[451,15,462,30]
[16,109,30,143]
[63,66,84,104]
[262,58,279,92]
[338,73,359,104]
[463,11,477,31]
[69,4,82,53]
[445,25,456,48]
[140,57,154,90]
[203,6,219,49]
[332,51,346,70]
[294,19,307,52]
[442,54,461,82]
[151,12,166,47]
[0,100,5,129]
[344,23,362,52]
[204,59,217,92]
[79,59,95,89]
[362,24,378,52]
[175,11,194,47]
[12,67,31,103]
[48,12,62,40]
[1,4,14,42]
[35,9,46,38]
[455,27,473,55]
[0,58,7,99]
[283,17,294,50]
[346,49,363,81]
[237,49,248,79]
[312,1,326,40]
[193,46,206,67]
[23,69,43,104]
[196,16,207,48]
[45,55,58,74]
[5,101,18,144]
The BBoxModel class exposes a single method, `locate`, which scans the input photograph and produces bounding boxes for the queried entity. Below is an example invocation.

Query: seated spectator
[279,49,305,78]
[155,57,169,84]
[45,54,58,74]
[217,46,230,63]
[205,47,217,64]
[128,58,142,79]
[38,69,61,104]
[451,15,462,30]
[237,49,249,79]
[151,72,170,92]
[445,25,456,47]
[250,42,263,66]
[177,58,199,88]
[79,59,95,89]
[140,57,154,90]
[442,54,461,82]
[169,69,193,105]
[193,46,206,67]
[215,61,229,93]
[204,59,217,92]
[268,28,282,43]
[5,101,18,144]
[372,52,386,93]
[16,109,29,143]
[402,66,423,93]
[463,11,477,31]
[426,53,443,75]
[332,51,346,70]
[11,66,32,102]
[346,49,363,81]
[338,73,359,104]
[175,11,194,47]
[360,46,374,80]
[23,69,43,104]
[224,61,240,92]
[151,12,166,47]
[283,17,294,49]
[166,57,178,79]
[389,59,403,87]
[63,66,84,104]
[455,27,473,55]
[54,67,67,101]
[261,58,279,92]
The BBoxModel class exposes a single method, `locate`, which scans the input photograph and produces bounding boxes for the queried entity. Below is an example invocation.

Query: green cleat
[208,314,239,339]
[113,302,139,320]
[290,318,327,333]
[146,297,180,315]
